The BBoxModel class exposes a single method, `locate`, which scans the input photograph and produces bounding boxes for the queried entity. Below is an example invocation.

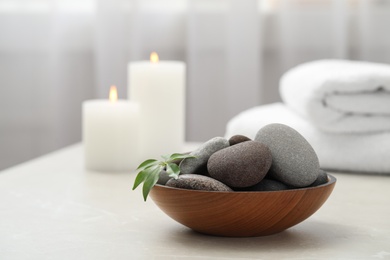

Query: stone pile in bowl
[161,123,327,191]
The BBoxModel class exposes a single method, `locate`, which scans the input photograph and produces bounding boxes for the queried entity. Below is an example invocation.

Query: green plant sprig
[132,153,195,201]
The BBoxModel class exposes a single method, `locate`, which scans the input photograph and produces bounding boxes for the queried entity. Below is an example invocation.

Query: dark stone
[180,137,230,175]
[207,141,272,188]
[228,135,251,146]
[238,179,289,192]
[310,170,329,187]
[165,174,233,192]
[157,170,171,185]
[255,123,320,187]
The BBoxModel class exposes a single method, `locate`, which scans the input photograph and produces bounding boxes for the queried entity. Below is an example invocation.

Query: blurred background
[1,0,390,170]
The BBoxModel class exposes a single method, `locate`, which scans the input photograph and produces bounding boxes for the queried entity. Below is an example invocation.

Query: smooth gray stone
[157,170,171,185]
[180,137,230,175]
[310,169,329,187]
[207,141,272,188]
[254,123,320,187]
[165,174,233,192]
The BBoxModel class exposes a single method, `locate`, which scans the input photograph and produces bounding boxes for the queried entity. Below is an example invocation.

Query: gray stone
[157,170,171,185]
[310,169,329,187]
[180,137,230,175]
[254,123,320,187]
[228,135,251,146]
[243,179,289,192]
[207,141,272,188]
[165,174,233,192]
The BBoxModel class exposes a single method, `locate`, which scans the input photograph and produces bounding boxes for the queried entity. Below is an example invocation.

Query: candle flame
[150,52,159,63]
[109,85,118,102]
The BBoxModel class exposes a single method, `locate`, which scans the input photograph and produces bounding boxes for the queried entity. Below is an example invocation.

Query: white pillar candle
[83,86,139,172]
[128,52,185,160]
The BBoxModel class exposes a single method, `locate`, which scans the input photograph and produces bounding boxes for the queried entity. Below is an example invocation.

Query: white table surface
[1,143,390,260]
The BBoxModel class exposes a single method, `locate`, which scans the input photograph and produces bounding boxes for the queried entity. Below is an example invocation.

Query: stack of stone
[161,123,328,192]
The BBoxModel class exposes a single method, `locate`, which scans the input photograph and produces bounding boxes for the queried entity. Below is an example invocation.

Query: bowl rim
[154,173,337,194]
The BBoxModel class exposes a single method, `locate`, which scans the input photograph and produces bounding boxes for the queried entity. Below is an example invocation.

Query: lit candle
[82,86,139,172]
[128,52,185,160]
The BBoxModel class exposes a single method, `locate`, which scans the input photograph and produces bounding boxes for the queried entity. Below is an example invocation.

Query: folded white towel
[280,59,390,133]
[225,103,390,174]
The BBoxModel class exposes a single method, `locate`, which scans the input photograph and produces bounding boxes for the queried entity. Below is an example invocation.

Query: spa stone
[157,170,171,185]
[180,137,229,175]
[165,174,233,192]
[255,123,320,187]
[207,141,272,188]
[228,135,251,146]
[310,169,329,187]
[243,179,289,191]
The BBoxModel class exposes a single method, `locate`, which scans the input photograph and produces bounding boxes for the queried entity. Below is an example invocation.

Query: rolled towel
[280,59,390,133]
[225,103,390,174]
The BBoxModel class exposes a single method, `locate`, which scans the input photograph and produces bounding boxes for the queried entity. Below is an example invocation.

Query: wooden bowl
[149,174,336,237]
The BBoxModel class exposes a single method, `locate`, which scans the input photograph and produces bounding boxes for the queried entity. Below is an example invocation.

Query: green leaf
[136,159,159,170]
[161,154,170,161]
[168,153,196,161]
[132,152,197,202]
[132,169,149,190]
[166,163,180,179]
[142,166,161,201]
